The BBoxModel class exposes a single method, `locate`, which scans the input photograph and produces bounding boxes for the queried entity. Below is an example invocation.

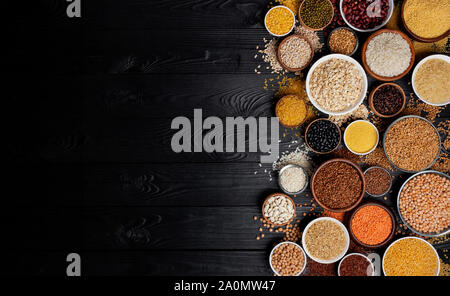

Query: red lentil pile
[399,173,450,234]
[364,167,391,196]
[351,205,392,246]
[339,254,373,276]
[271,243,305,276]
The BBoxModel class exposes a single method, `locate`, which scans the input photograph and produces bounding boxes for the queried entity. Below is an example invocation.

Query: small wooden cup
[304,118,342,154]
[361,29,415,81]
[262,193,296,227]
[298,0,334,31]
[311,158,366,213]
[401,0,450,43]
[277,34,314,72]
[368,82,406,118]
[348,202,396,249]
[275,95,307,128]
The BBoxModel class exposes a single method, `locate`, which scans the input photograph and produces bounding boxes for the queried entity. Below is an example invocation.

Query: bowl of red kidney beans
[340,0,394,32]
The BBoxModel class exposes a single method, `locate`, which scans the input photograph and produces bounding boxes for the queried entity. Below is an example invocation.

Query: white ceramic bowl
[382,237,440,276]
[269,241,307,276]
[302,217,350,264]
[306,54,368,116]
[338,253,375,276]
[344,120,379,156]
[411,54,450,106]
[340,0,394,33]
[264,6,295,37]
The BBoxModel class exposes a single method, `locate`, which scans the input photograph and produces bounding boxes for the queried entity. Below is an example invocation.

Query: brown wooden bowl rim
[298,0,334,31]
[277,34,314,72]
[361,29,415,82]
[304,118,342,154]
[275,95,307,128]
[348,201,396,248]
[401,0,450,43]
[262,193,296,227]
[311,158,366,213]
[368,82,406,118]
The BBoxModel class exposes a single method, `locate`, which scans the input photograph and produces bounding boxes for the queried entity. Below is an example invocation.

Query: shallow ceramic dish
[264,5,295,37]
[344,120,379,156]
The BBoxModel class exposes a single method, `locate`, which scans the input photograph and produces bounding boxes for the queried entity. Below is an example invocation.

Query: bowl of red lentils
[397,170,450,237]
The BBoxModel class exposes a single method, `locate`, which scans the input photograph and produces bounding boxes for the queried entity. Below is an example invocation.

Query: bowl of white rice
[362,29,415,81]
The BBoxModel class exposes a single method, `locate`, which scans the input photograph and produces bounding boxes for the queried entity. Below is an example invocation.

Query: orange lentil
[351,205,392,245]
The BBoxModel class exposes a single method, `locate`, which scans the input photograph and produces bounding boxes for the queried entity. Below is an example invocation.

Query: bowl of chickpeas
[397,170,450,237]
[269,242,307,276]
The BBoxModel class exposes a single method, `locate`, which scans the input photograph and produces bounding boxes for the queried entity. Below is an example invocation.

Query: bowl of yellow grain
[264,6,295,37]
[412,54,450,106]
[344,120,379,156]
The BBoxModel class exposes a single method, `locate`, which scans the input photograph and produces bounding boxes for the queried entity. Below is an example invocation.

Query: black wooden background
[2,0,448,275]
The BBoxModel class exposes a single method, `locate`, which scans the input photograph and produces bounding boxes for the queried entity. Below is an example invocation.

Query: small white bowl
[411,54,450,106]
[302,217,350,264]
[269,241,307,276]
[338,253,375,276]
[340,0,394,33]
[264,5,295,37]
[344,120,379,155]
[382,236,440,276]
[306,54,368,116]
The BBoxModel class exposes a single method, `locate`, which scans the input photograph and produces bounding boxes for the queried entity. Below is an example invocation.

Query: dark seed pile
[365,167,391,196]
[339,254,372,276]
[306,119,340,153]
[373,85,403,115]
[300,0,334,29]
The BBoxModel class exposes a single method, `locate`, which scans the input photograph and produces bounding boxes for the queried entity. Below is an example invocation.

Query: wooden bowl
[311,158,366,213]
[348,202,396,249]
[298,0,334,31]
[401,0,450,43]
[277,34,314,72]
[304,118,342,154]
[275,95,307,128]
[262,193,296,227]
[361,29,415,81]
[368,82,406,118]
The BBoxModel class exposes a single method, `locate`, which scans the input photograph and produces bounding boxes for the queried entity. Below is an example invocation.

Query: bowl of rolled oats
[306,54,368,116]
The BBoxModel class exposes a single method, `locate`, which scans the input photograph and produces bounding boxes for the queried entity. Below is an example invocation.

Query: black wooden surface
[3,0,449,275]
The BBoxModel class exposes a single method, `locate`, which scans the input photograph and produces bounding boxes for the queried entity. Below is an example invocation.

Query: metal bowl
[278,164,309,195]
[383,115,441,173]
[327,27,359,57]
[397,170,450,237]
[363,166,392,197]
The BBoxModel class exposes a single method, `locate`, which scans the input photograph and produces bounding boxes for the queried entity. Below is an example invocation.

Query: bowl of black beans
[305,118,341,154]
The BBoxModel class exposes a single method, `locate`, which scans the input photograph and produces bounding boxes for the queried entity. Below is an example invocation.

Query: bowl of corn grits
[412,54,450,106]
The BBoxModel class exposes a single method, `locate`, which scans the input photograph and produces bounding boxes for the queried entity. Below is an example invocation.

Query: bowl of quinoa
[306,54,367,116]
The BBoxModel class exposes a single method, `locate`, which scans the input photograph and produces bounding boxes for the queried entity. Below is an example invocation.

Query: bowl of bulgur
[306,54,368,116]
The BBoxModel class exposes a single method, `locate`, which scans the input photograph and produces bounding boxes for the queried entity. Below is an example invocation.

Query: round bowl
[306,54,368,116]
[383,115,441,173]
[327,27,359,56]
[269,241,307,276]
[397,170,450,237]
[278,164,309,195]
[299,0,334,31]
[305,118,342,154]
[302,217,350,264]
[368,82,406,118]
[348,202,395,248]
[340,0,394,33]
[344,120,379,156]
[311,158,366,213]
[338,253,375,276]
[264,5,296,37]
[277,34,314,72]
[401,0,450,43]
[382,236,440,276]
[262,193,296,227]
[362,29,415,81]
[411,54,450,106]
[275,95,308,128]
[363,166,392,197]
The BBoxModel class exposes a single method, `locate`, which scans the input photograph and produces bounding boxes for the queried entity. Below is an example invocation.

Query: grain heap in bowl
[344,120,378,155]
[371,84,405,116]
[270,242,306,276]
[342,0,390,31]
[413,57,450,105]
[299,0,333,30]
[265,6,295,36]
[383,237,439,276]
[312,160,364,211]
[384,116,440,172]
[308,57,364,113]
[365,31,412,78]
[328,28,357,55]
[306,119,340,153]
[263,194,295,225]
[276,95,307,127]
[339,254,373,276]
[303,218,349,263]
[279,165,307,193]
[278,35,312,70]
[399,172,450,235]
[351,204,393,246]
[364,167,391,196]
